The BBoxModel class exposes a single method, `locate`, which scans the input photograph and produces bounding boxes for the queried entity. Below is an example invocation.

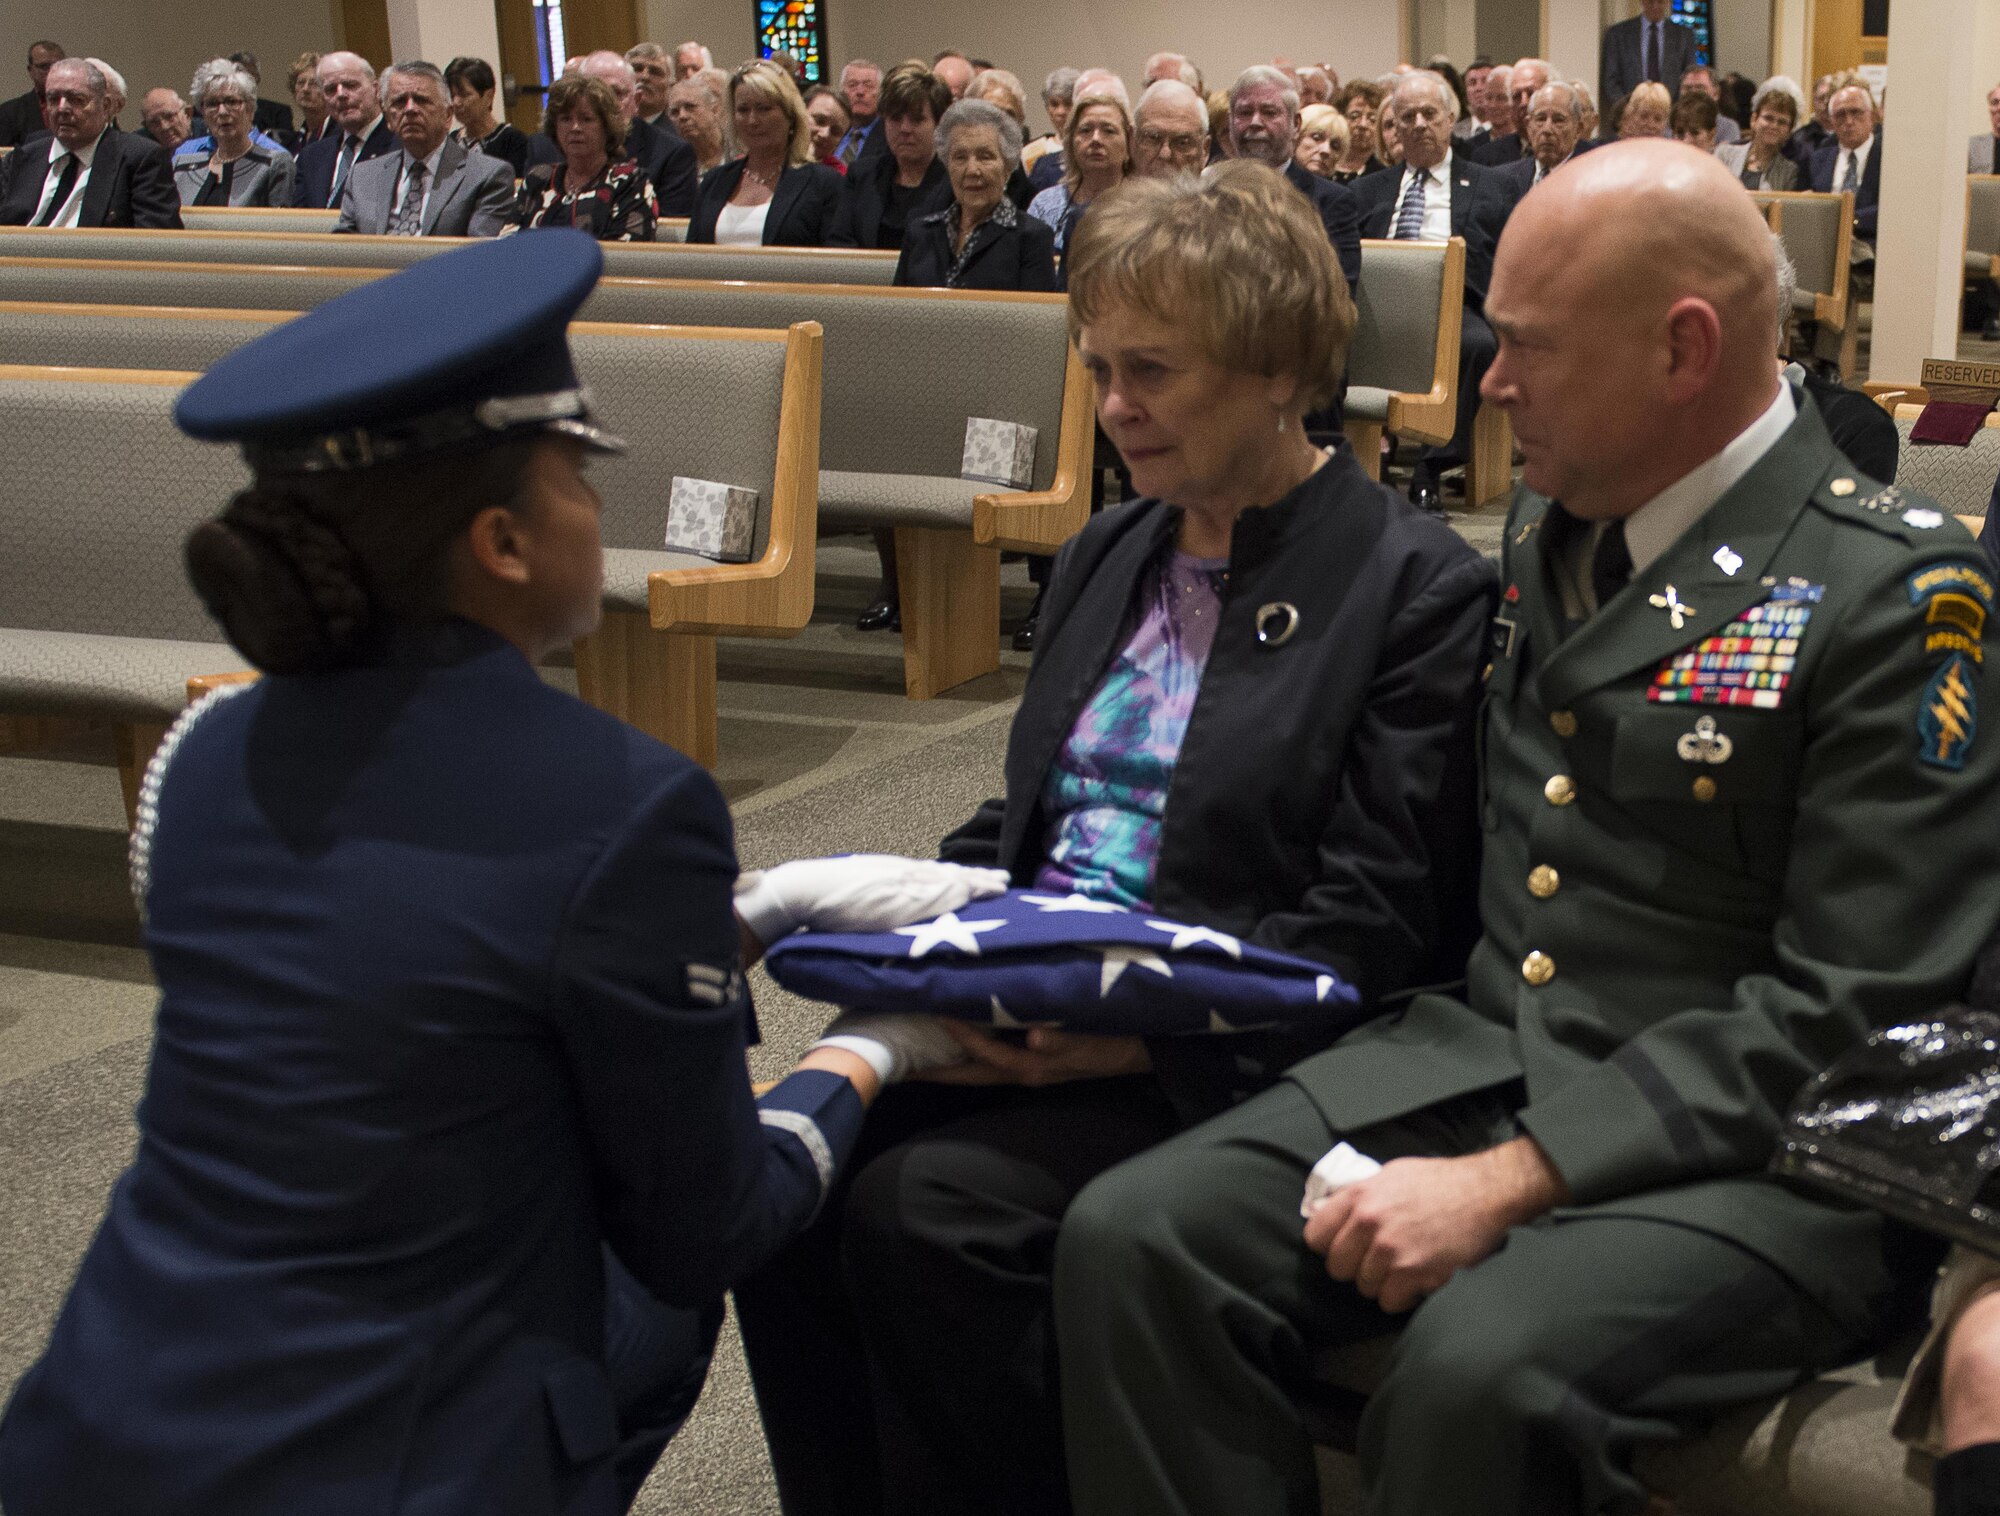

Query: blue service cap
[175,228,625,472]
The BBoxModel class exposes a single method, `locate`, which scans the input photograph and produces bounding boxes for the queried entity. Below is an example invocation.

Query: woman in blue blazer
[686,60,842,246]
[0,232,997,1516]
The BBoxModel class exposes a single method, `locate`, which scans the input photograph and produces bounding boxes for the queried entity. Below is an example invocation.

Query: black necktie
[1645,22,1662,83]
[33,155,79,226]
[1591,521,1633,611]
[328,135,361,207]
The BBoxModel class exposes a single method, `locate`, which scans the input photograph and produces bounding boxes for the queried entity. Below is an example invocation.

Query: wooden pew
[1341,237,1464,480]
[1755,190,1858,379]
[0,306,824,769]
[0,226,896,284]
[0,259,1096,702]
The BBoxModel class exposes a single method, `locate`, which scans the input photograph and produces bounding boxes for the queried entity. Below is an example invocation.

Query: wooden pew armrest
[972,341,1095,555]
[186,670,258,701]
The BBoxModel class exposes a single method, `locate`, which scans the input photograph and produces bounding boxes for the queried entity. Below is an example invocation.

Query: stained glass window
[756,0,827,83]
[533,0,568,88]
[1669,0,1714,69]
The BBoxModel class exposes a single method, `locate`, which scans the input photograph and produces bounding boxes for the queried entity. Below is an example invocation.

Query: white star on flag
[895,912,1008,958]
[1145,921,1244,959]
[1019,893,1130,914]
[1316,976,1336,1002]
[1097,944,1174,996]
[989,994,1025,1028]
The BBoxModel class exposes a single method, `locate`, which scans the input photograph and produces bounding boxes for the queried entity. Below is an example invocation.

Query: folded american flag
[762,889,1362,1036]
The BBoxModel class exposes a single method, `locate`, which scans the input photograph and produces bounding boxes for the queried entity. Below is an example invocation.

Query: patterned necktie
[1393,169,1428,239]
[328,135,361,207]
[1840,150,1859,192]
[391,160,427,235]
[1645,21,1662,83]
[33,154,79,226]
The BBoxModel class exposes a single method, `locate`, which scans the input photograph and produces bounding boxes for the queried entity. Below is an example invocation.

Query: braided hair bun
[185,485,376,675]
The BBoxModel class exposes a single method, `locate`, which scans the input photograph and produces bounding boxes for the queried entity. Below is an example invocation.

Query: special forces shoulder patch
[1647,579,1822,708]
[1919,654,1979,770]
[1910,561,1992,769]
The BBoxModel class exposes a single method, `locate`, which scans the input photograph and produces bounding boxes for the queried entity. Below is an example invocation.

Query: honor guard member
[0,230,995,1516]
[1052,141,2000,1516]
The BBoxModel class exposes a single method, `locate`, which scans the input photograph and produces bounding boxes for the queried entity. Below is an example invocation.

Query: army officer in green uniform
[1050,140,2000,1516]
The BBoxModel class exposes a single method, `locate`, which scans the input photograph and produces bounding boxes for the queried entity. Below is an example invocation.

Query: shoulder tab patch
[1918,653,1978,770]
[1910,561,1994,665]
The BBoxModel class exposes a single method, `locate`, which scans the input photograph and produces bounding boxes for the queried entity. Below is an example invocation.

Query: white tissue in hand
[1300,1142,1384,1217]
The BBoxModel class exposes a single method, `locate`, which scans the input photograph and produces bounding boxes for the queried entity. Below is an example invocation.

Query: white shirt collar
[1624,380,1797,574]
[407,140,448,178]
[1407,151,1452,186]
[345,115,382,147]
[49,131,104,168]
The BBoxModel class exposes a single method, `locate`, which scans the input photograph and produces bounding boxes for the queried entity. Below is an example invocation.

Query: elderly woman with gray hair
[737,159,1490,1516]
[173,58,296,206]
[895,97,1055,290]
[1026,65,1080,190]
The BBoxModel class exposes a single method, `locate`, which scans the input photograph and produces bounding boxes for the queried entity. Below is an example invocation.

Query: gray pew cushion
[1343,388,1392,425]
[0,309,280,371]
[1894,418,2000,517]
[1969,177,2000,262]
[0,379,249,645]
[1772,195,1844,299]
[0,629,239,721]
[0,259,378,310]
[1346,243,1446,399]
[600,547,732,613]
[819,470,1015,531]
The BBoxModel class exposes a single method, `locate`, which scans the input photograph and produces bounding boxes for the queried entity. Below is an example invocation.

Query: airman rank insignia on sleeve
[1919,653,1978,770]
[1908,562,1994,665]
[1646,580,1822,708]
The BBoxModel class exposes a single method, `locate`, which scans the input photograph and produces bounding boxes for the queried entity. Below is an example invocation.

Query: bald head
[1483,141,1781,517]
[581,49,638,121]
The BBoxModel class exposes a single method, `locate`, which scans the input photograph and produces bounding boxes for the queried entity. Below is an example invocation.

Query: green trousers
[1054,1080,1871,1516]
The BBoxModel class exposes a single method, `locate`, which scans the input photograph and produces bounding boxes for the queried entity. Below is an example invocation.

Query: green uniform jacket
[1287,391,2000,1334]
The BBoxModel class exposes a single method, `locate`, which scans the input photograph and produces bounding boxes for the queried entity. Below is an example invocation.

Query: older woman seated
[735,161,1494,1516]
[827,60,950,252]
[666,71,728,176]
[1294,101,1348,177]
[1671,89,1720,152]
[505,74,657,240]
[1330,79,1387,180]
[687,59,842,246]
[1618,79,1673,138]
[1715,81,1802,189]
[897,99,1056,292]
[174,58,296,207]
[1027,90,1132,265]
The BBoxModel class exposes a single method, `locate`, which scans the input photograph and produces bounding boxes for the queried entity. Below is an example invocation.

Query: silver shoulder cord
[128,681,254,920]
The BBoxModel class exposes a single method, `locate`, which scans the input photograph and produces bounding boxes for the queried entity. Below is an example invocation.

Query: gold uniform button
[1549,710,1578,738]
[1544,775,1576,806]
[1527,865,1560,898]
[1522,951,1556,986]
[1829,477,1856,497]
[1692,776,1719,802]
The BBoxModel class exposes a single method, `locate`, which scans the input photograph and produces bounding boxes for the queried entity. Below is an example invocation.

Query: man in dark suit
[1227,66,1362,293]
[1967,82,2000,172]
[1496,79,1589,198]
[1601,0,1698,123]
[0,58,180,227]
[293,51,394,208]
[578,51,696,218]
[1807,83,1881,245]
[0,39,61,147]
[229,52,295,141]
[1351,70,1514,512]
[1468,57,1544,166]
[334,63,514,236]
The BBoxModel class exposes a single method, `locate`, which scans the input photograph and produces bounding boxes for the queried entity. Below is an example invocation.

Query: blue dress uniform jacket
[1284,392,2000,1336]
[940,452,1496,1119]
[0,622,862,1516]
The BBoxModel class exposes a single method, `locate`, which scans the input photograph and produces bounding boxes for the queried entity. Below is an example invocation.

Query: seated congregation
[0,17,1998,1516]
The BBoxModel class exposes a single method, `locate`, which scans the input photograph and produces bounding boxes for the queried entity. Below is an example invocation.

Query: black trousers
[1419,307,1498,478]
[733,1076,1183,1516]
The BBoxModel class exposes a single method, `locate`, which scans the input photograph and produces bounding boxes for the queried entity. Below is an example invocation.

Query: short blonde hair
[730,58,814,167]
[1067,160,1355,411]
[1298,103,1349,156]
[1621,80,1672,134]
[1063,91,1134,196]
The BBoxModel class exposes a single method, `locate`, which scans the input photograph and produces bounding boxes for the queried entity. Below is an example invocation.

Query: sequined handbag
[1773,1008,2000,1259]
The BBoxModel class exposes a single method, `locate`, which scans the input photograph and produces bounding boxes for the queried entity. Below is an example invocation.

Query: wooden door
[339,0,394,70]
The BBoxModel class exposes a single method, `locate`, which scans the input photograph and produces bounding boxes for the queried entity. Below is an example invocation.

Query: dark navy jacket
[291,117,395,208]
[1808,129,1882,242]
[1349,152,1514,310]
[0,622,860,1516]
[940,452,1495,1120]
[687,159,843,245]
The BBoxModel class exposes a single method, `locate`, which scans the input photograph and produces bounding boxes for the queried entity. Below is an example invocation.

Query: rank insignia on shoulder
[1918,653,1978,771]
[684,960,741,1006]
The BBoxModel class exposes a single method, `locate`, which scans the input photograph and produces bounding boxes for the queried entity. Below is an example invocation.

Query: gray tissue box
[961,417,1039,490]
[665,476,759,563]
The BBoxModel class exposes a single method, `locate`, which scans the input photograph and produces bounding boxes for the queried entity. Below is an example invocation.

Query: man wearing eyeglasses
[1131,78,1210,180]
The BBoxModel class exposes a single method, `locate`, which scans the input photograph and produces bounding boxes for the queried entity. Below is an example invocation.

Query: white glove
[813,1012,967,1084]
[734,854,1010,948]
[1300,1142,1384,1217]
